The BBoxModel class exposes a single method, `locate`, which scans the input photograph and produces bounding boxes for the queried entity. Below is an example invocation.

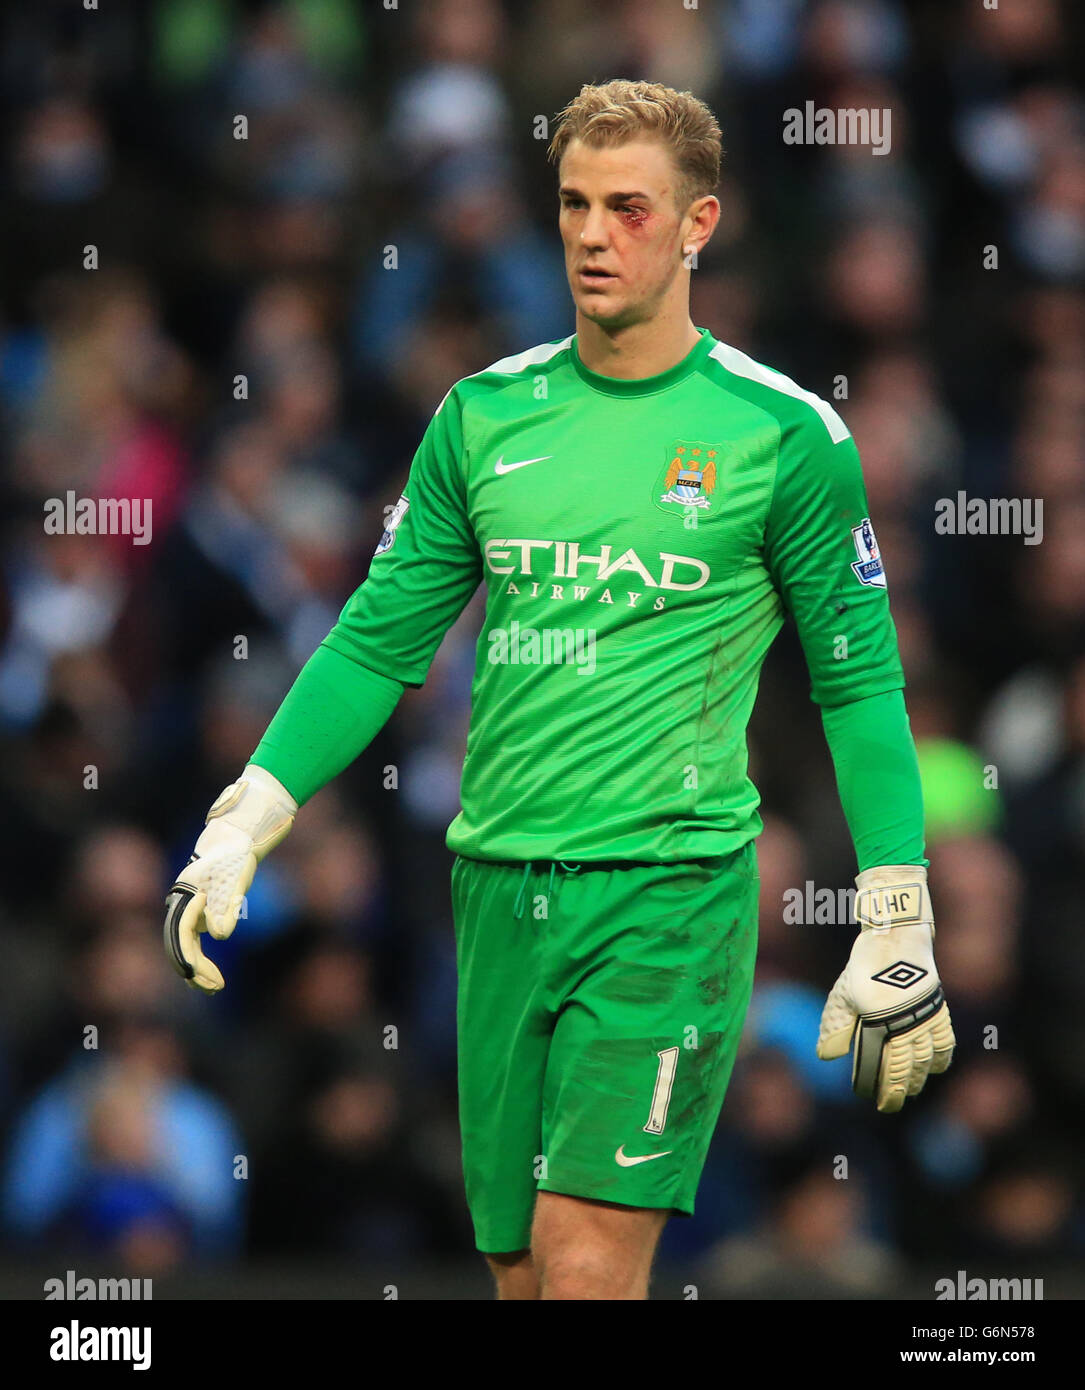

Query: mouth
[577,266,617,287]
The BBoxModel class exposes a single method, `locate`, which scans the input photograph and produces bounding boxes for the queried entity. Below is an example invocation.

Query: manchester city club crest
[653,441,725,516]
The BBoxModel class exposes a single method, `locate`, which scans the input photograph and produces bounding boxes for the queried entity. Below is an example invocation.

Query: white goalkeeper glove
[164,764,297,994]
[817,865,955,1113]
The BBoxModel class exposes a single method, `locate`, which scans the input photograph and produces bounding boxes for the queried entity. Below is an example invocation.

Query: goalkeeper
[165,79,954,1300]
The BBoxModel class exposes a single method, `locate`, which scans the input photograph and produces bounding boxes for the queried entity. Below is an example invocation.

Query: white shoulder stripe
[708,341,851,444]
[435,336,574,415]
[480,335,575,378]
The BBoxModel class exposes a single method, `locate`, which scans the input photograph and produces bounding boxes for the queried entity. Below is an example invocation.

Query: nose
[579,203,609,251]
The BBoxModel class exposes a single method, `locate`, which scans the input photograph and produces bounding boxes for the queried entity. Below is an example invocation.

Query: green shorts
[450,844,759,1253]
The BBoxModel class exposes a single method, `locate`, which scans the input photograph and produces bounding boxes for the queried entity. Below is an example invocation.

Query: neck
[575,300,701,380]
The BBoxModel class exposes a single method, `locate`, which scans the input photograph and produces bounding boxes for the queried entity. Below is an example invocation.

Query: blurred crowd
[0,0,1082,1294]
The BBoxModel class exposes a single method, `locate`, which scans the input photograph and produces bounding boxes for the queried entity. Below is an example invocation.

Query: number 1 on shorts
[644,1046,680,1134]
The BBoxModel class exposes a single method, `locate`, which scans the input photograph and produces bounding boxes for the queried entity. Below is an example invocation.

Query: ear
[682,194,721,258]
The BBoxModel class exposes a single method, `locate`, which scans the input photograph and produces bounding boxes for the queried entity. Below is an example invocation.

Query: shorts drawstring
[513,861,532,920]
[513,860,583,920]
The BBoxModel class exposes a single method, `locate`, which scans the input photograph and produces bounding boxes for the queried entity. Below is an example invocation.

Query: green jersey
[322,327,904,862]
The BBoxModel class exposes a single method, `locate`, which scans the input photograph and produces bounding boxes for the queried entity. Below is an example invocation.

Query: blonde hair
[547,79,722,209]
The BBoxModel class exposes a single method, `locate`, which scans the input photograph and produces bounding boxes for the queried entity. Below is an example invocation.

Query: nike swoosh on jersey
[494,454,552,474]
[615,1145,673,1167]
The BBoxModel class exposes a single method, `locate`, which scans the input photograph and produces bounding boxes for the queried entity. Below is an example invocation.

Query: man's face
[558,137,691,330]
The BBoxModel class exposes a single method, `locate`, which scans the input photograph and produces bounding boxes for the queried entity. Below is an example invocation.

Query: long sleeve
[322,382,483,685]
[762,403,921,870]
[763,414,904,707]
[250,382,482,803]
[821,688,927,872]
[248,644,405,805]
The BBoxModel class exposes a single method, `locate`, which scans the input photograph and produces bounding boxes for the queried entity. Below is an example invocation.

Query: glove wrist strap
[854,865,932,932]
[204,764,297,858]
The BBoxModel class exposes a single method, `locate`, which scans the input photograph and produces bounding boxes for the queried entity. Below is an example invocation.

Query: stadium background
[0,0,1082,1300]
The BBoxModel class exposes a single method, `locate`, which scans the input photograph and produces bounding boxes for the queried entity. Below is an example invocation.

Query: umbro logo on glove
[817,865,955,1112]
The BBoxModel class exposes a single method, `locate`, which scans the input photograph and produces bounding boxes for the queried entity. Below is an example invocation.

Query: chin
[577,295,636,328]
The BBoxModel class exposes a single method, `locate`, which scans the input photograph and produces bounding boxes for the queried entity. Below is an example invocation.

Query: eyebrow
[559,186,652,202]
